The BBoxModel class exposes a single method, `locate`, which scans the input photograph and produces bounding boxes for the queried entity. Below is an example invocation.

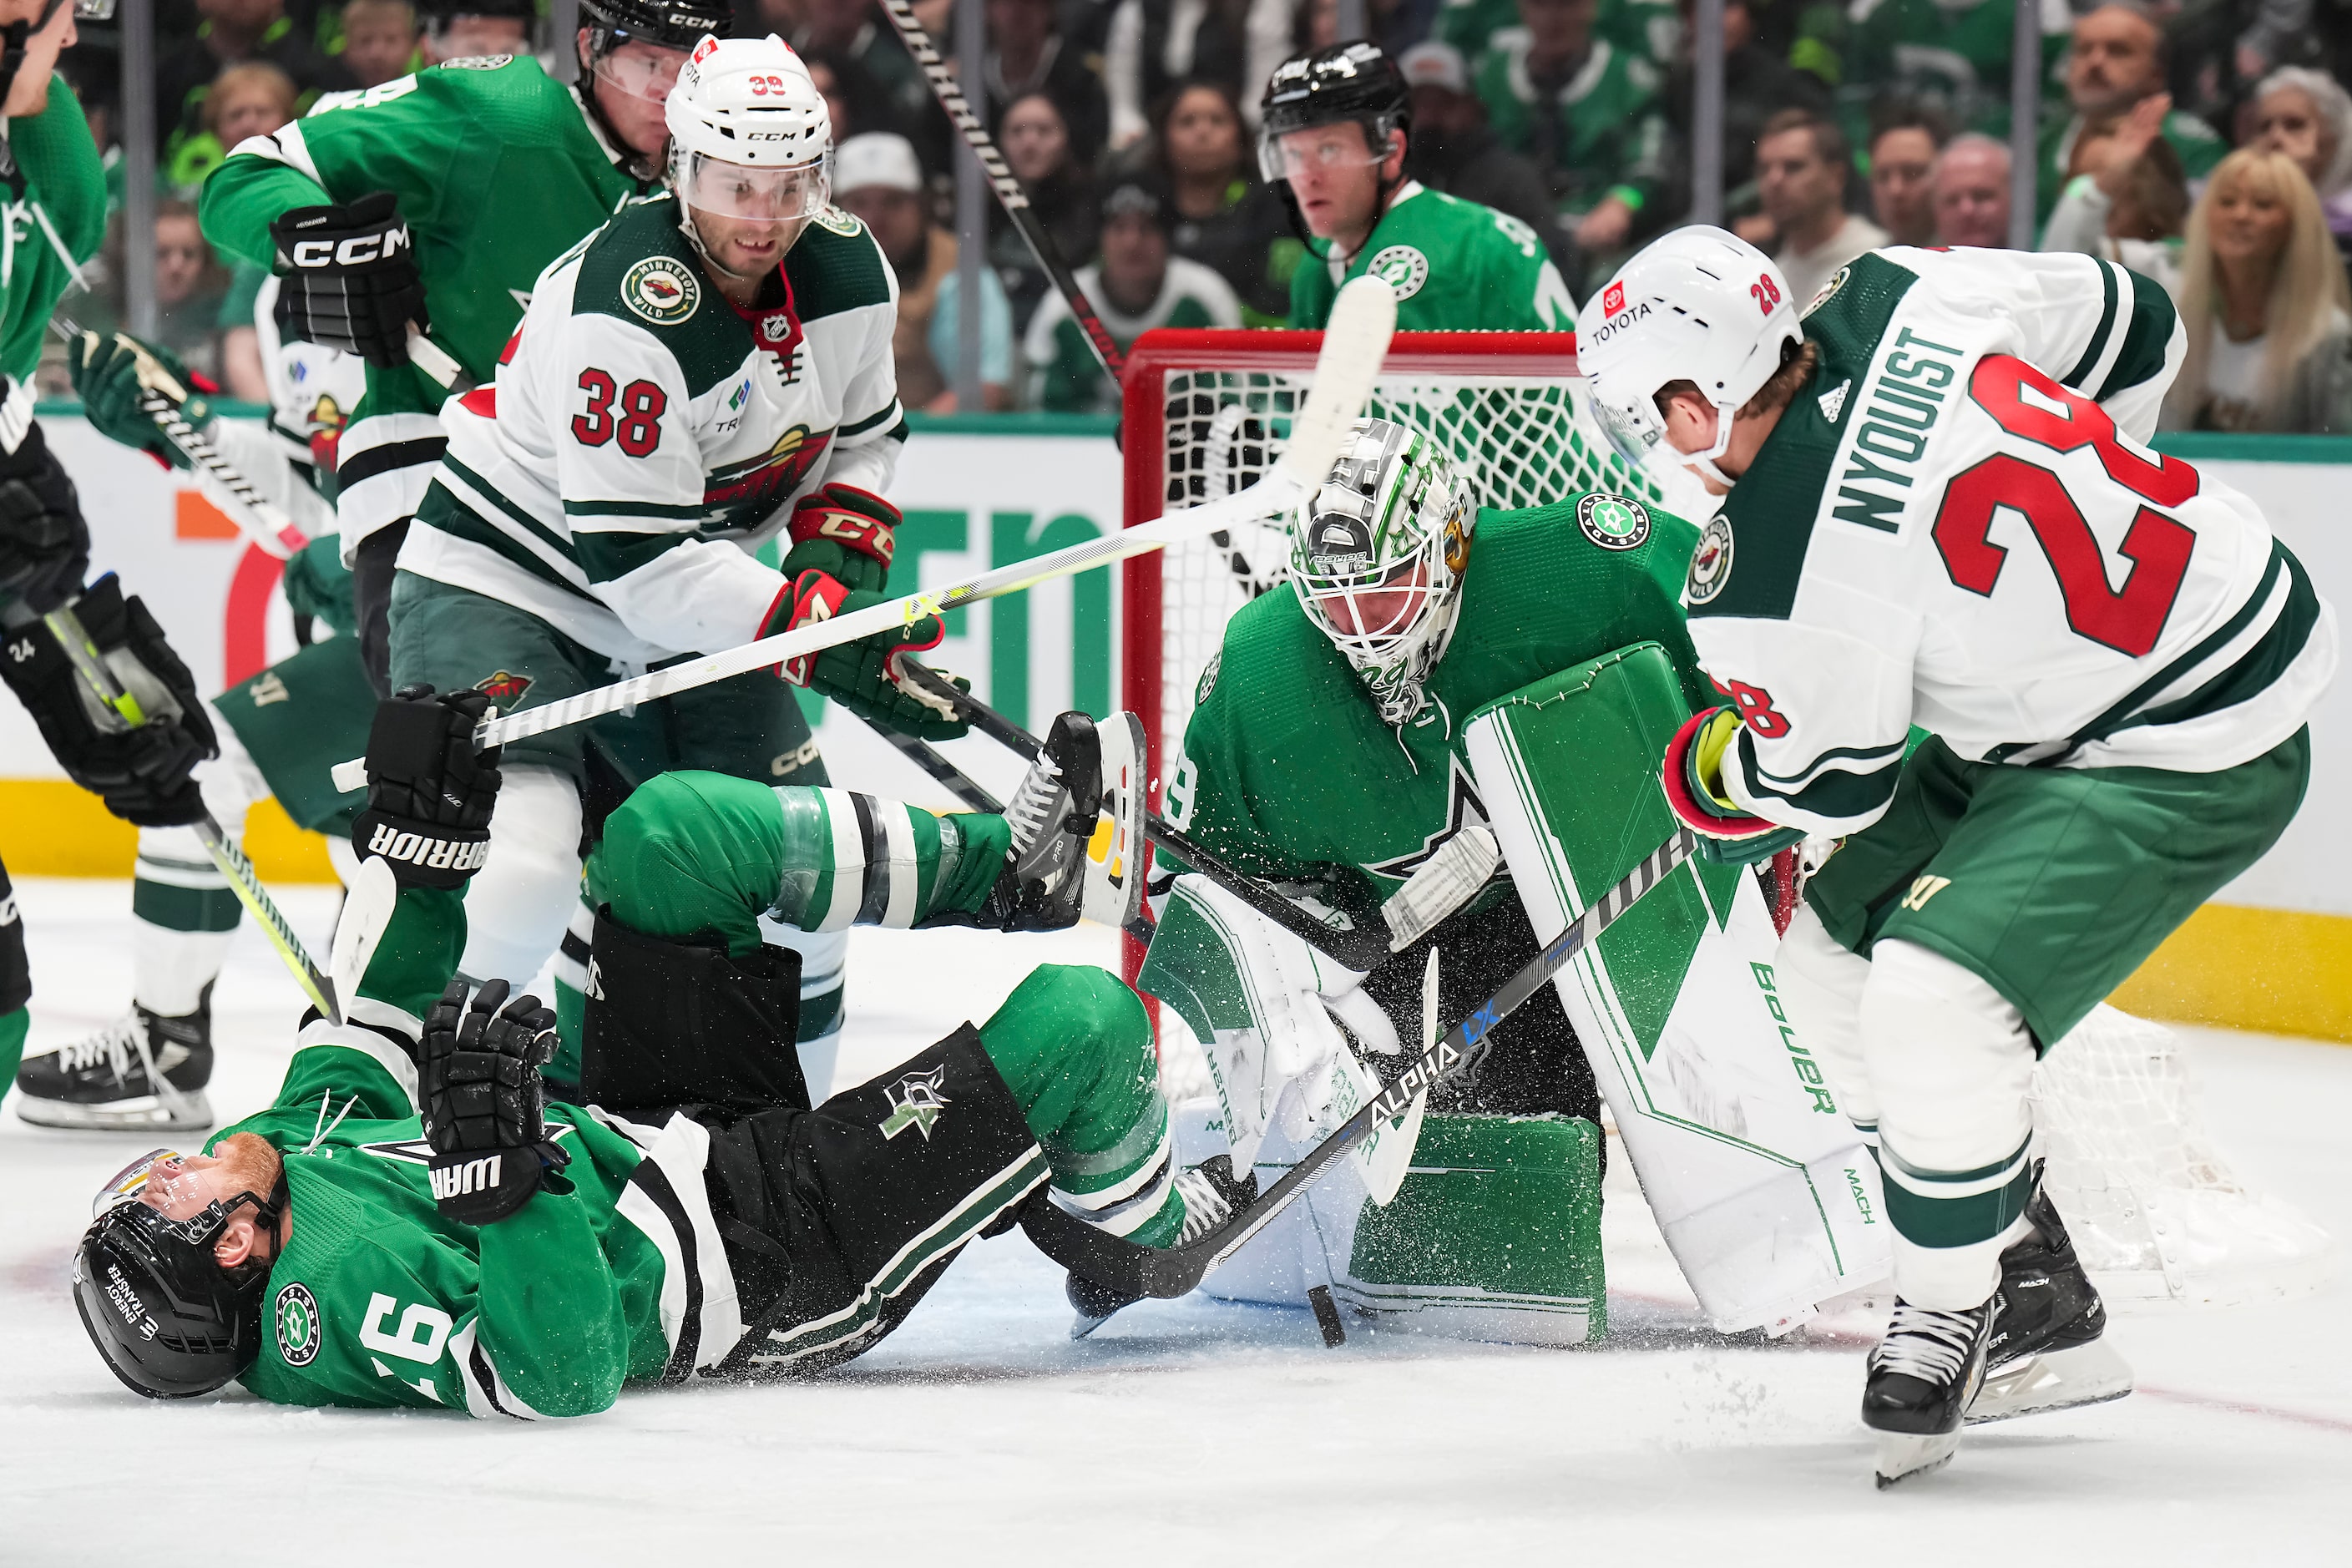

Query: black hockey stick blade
[1308,1284,1348,1348]
[1023,826,1701,1301]
[872,0,1126,379]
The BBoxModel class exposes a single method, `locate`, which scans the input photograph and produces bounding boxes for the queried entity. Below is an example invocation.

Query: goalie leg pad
[580,910,810,1116]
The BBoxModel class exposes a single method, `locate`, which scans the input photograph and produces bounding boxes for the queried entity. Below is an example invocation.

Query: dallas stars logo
[879,1068,951,1141]
[1363,756,1491,883]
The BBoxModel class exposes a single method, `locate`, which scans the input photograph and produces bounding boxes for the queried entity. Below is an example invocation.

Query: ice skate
[1864,1296,1994,1488]
[1000,710,1147,932]
[1067,1156,1252,1338]
[17,985,215,1132]
[1970,1182,2133,1424]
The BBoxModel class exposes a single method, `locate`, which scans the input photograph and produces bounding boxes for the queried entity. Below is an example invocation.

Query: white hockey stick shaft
[326,276,1399,787]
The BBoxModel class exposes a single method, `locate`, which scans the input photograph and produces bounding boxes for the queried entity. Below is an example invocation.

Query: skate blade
[1874,1429,1960,1489]
[14,1091,215,1132]
[1069,1308,1116,1341]
[1967,1338,2135,1425]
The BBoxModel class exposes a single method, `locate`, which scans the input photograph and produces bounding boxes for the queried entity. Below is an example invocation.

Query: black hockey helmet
[73,1161,284,1400]
[578,0,734,59]
[1258,40,1411,157]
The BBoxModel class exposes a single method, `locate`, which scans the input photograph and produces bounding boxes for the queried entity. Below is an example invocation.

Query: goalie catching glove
[419,979,570,1226]
[1660,706,1807,865]
[762,569,970,741]
[352,685,503,889]
[64,331,215,471]
[268,191,427,367]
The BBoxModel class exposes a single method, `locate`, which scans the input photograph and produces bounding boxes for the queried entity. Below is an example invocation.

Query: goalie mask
[665,34,833,279]
[1288,418,1473,728]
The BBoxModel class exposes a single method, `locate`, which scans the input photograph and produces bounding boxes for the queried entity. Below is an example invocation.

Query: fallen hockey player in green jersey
[1139,417,1888,1343]
[69,689,1207,1414]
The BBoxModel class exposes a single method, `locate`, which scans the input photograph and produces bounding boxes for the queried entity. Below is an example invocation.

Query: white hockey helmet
[1576,225,1801,487]
[665,35,833,238]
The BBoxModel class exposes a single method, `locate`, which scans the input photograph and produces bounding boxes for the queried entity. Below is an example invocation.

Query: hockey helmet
[1288,417,1474,728]
[667,34,833,237]
[1257,41,1410,182]
[579,0,732,104]
[1576,225,1802,488]
[73,1150,285,1400]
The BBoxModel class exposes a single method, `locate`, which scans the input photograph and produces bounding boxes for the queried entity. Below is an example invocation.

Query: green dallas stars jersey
[1287,181,1575,332]
[222,781,1009,1417]
[199,55,656,553]
[2,77,105,391]
[1162,495,1711,918]
[407,193,903,665]
[1470,30,1669,220]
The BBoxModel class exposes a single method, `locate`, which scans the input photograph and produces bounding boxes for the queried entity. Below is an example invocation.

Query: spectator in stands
[1866,101,1950,248]
[155,0,352,164]
[338,0,420,87]
[788,0,939,161]
[1472,0,1667,260]
[984,0,1109,165]
[1152,78,1293,321]
[418,0,534,63]
[1100,0,1284,150]
[1023,180,1242,411]
[1756,109,1884,304]
[1399,42,1570,280]
[168,59,299,195]
[2165,148,2352,432]
[1829,0,2023,139]
[1663,0,1829,242]
[2251,67,2352,256]
[991,91,1100,332]
[2037,5,2222,232]
[1931,132,2011,247]
[2041,93,2189,295]
[150,200,231,383]
[835,131,1014,412]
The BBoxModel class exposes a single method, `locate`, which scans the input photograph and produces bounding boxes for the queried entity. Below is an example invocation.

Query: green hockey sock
[0,1007,27,1095]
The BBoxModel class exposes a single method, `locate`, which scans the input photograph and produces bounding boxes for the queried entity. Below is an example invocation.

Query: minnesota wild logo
[275,1282,321,1366]
[1576,493,1651,551]
[473,669,534,703]
[812,204,862,237]
[705,423,833,512]
[1686,514,1735,604]
[622,256,701,326]
[879,1067,950,1141]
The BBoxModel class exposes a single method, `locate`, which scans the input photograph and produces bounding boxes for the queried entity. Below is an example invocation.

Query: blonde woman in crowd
[2163,146,2352,433]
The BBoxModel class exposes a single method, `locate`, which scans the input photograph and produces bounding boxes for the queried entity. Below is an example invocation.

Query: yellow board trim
[2108,902,2352,1044]
[0,778,335,883]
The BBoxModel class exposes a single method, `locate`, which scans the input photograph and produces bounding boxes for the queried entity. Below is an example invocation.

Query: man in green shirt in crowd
[1023,180,1241,413]
[1262,40,1576,332]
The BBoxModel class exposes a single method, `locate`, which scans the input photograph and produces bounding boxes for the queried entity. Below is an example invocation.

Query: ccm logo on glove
[286,230,412,268]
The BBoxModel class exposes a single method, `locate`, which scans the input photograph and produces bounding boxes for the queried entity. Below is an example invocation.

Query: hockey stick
[53,318,310,559]
[872,0,1126,379]
[1021,826,1702,1301]
[324,275,1398,789]
[39,604,342,1024]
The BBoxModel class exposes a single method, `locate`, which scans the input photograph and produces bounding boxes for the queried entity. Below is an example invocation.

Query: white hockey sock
[1863,938,2039,1308]
[1775,904,1879,1136]
[456,765,584,987]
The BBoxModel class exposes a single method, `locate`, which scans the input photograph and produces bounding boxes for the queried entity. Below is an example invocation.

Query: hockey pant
[0,854,27,1090]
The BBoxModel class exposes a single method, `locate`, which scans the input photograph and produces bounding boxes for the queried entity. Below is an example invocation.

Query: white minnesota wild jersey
[404,192,906,663]
[1686,245,2336,837]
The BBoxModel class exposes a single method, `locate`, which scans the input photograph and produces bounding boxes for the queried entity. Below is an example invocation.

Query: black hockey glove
[0,574,216,826]
[0,416,89,615]
[352,684,503,889]
[64,330,213,470]
[269,191,427,368]
[419,979,570,1226]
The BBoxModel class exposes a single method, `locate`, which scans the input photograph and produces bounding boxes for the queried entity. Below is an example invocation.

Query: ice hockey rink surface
[3,877,2347,1565]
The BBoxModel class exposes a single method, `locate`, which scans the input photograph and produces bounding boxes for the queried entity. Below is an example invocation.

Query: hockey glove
[0,575,216,826]
[0,416,89,615]
[269,191,427,367]
[763,568,970,741]
[781,482,900,594]
[352,684,503,889]
[281,535,359,639]
[419,979,571,1226]
[64,331,213,470]
[1660,706,1807,866]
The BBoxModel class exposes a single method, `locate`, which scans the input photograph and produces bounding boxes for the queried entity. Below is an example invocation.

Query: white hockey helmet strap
[1575,225,1801,484]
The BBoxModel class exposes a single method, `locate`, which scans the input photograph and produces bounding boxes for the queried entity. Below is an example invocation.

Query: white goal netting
[1120,333,2334,1307]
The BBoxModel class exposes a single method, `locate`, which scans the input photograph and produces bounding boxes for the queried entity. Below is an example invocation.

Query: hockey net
[1114,328,2334,1306]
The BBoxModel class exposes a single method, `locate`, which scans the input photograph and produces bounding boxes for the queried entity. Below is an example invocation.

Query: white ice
[3,876,2348,1564]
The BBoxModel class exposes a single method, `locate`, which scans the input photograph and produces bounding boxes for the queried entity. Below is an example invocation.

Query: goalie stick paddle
[1020,826,1701,1303]
[52,317,310,560]
[324,275,1399,790]
[872,0,1125,379]
[40,604,343,1024]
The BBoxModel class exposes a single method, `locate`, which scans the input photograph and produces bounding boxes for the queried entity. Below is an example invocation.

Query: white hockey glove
[1161,874,1399,1173]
